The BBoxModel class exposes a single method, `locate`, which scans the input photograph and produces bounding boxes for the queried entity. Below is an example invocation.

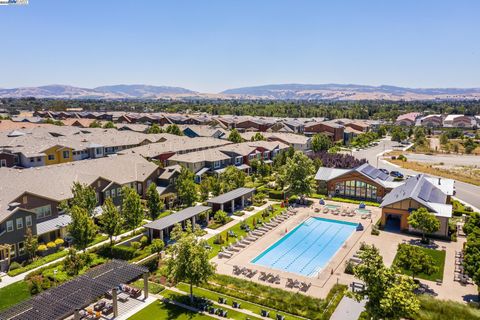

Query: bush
[268,190,285,200]
[371,226,380,236]
[130,241,141,250]
[214,210,228,224]
[288,195,298,204]
[140,236,149,247]
[97,244,138,260]
[54,238,64,246]
[213,234,224,245]
[46,242,56,249]
[28,275,44,295]
[244,206,254,211]
[397,154,407,162]
[344,260,355,274]
[9,261,21,271]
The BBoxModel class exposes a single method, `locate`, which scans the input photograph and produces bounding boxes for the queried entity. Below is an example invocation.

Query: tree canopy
[166,124,183,136]
[227,129,243,143]
[175,166,197,207]
[68,182,97,216]
[353,244,419,319]
[121,186,145,231]
[166,222,215,303]
[394,244,438,279]
[311,133,333,152]
[146,182,163,220]
[68,205,97,250]
[99,197,122,245]
[407,207,440,242]
[284,151,315,196]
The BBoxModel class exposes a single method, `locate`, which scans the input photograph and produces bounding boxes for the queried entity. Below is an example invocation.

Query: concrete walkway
[330,296,366,320]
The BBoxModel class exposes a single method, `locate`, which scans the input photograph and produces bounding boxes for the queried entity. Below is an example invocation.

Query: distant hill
[0,84,200,99]
[1,83,480,101]
[221,83,480,101]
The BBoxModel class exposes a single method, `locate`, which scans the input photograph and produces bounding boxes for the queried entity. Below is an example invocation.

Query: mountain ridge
[1,83,480,101]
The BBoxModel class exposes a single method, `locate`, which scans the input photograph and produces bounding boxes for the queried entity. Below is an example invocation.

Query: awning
[36,215,72,235]
[207,187,255,205]
[195,167,210,176]
[144,205,211,231]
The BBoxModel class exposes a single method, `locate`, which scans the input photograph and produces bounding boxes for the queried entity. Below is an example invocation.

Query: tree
[69,182,97,217]
[121,186,145,231]
[199,178,211,201]
[311,133,333,152]
[63,248,84,276]
[251,132,265,141]
[89,120,102,128]
[150,238,165,268]
[463,138,477,154]
[394,244,438,279]
[166,223,215,303]
[147,123,163,134]
[227,129,243,143]
[146,183,163,220]
[220,166,246,192]
[24,227,38,263]
[352,244,419,319]
[68,205,97,250]
[391,126,407,142]
[103,121,116,129]
[99,198,122,246]
[210,176,222,197]
[377,125,387,137]
[407,207,440,243]
[166,124,183,136]
[463,228,480,296]
[175,166,197,207]
[284,151,315,196]
[439,133,449,145]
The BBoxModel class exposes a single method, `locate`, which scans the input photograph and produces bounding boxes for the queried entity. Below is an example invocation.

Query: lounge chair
[300,282,311,292]
[286,278,294,288]
[218,297,227,304]
[261,310,270,317]
[276,314,285,320]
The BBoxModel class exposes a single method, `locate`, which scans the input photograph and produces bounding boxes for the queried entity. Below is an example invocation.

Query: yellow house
[43,145,74,165]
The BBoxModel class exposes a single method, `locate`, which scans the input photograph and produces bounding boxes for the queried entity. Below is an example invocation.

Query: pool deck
[213,199,478,302]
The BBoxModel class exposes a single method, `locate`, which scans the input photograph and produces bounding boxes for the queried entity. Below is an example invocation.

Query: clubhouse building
[315,164,455,237]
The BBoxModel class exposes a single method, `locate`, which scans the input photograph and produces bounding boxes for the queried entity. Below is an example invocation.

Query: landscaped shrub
[344,260,355,274]
[397,154,407,162]
[130,241,141,250]
[97,244,137,260]
[244,206,254,211]
[213,234,224,245]
[46,242,56,249]
[8,261,21,271]
[371,226,380,236]
[140,236,149,247]
[268,190,285,200]
[54,238,64,246]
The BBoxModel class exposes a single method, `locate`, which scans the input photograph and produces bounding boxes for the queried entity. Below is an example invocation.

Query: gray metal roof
[207,187,255,204]
[36,214,72,235]
[380,174,452,218]
[144,205,211,231]
[314,163,394,188]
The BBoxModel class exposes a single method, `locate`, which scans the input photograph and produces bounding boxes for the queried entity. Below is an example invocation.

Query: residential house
[395,112,421,126]
[443,115,475,128]
[304,121,344,143]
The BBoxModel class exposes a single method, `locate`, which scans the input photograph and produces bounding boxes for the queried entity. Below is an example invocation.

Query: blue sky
[1,0,479,92]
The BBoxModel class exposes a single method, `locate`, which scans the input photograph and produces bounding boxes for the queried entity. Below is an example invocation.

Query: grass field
[162,289,263,320]
[128,299,214,320]
[0,281,31,311]
[394,246,446,281]
[206,203,283,258]
[176,283,303,320]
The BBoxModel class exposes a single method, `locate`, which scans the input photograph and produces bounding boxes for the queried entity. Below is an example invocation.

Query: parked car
[379,168,389,175]
[390,171,404,178]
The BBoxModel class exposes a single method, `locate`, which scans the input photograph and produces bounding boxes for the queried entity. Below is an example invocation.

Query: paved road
[352,139,480,211]
[329,296,366,320]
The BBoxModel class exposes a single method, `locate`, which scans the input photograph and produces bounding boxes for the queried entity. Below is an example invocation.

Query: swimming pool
[251,217,358,277]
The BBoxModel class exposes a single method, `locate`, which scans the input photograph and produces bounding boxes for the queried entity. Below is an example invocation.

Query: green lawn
[207,203,283,258]
[128,299,214,320]
[0,281,31,311]
[394,246,446,281]
[207,217,234,230]
[176,283,303,320]
[163,289,262,320]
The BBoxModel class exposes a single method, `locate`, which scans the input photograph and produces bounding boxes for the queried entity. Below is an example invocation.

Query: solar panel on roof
[418,181,433,202]
[377,172,389,180]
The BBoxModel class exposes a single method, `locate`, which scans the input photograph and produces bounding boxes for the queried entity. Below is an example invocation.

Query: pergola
[207,187,255,213]
[144,205,211,241]
[0,260,148,320]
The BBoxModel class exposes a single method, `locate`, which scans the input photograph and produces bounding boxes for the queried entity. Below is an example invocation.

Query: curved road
[352,139,480,211]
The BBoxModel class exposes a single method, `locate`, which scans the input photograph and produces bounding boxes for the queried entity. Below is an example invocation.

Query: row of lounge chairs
[286,278,311,292]
[454,250,473,285]
[233,266,258,278]
[259,271,281,284]
[219,210,293,259]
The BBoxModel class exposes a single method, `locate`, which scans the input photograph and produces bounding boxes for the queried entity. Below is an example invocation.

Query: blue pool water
[251,217,358,277]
